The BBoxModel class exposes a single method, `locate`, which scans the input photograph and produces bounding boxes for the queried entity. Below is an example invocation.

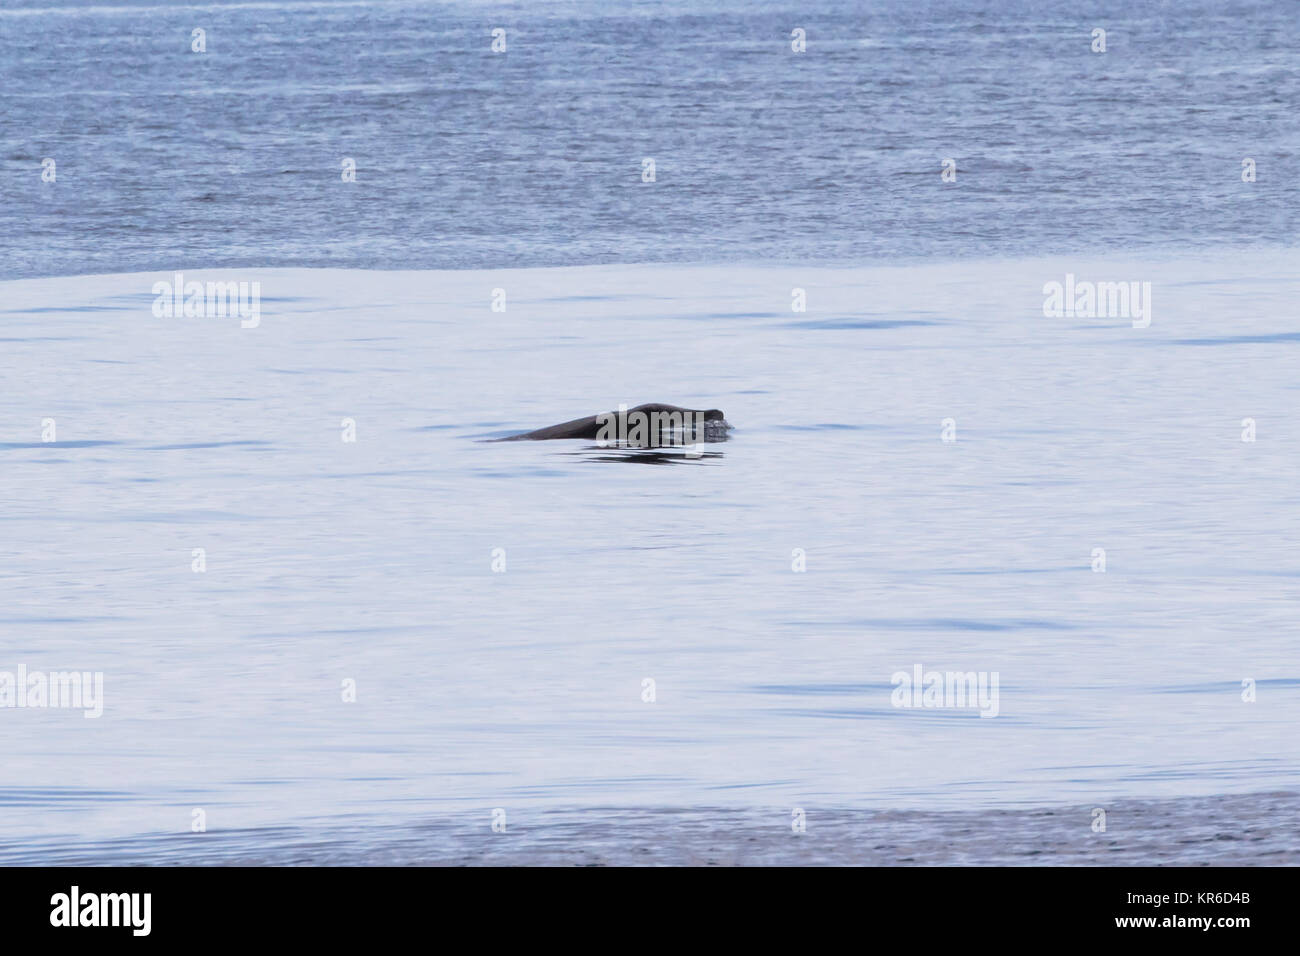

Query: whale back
[498,403,729,442]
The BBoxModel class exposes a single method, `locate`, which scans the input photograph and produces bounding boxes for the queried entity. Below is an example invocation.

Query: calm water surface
[2,254,1299,860]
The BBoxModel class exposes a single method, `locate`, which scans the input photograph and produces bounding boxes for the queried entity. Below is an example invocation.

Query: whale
[495,403,730,443]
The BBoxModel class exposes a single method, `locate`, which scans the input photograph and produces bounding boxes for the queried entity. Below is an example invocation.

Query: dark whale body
[497,403,728,442]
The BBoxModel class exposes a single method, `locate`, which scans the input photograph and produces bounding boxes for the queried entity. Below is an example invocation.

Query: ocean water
[13,792,1300,866]
[1,0,1297,278]
[1,0,1299,865]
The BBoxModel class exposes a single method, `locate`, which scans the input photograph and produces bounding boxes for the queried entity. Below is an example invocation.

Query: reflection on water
[568,446,727,465]
[556,423,730,465]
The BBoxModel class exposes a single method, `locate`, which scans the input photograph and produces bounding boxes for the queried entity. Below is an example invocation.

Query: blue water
[2,0,1297,279]
[1,0,1299,864]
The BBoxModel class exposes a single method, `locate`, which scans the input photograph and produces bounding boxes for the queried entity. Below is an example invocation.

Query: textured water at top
[2,0,1297,279]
